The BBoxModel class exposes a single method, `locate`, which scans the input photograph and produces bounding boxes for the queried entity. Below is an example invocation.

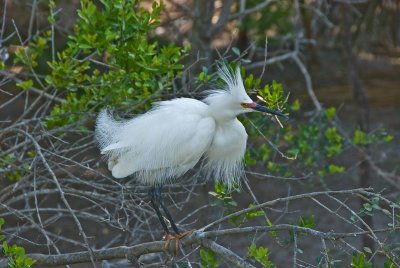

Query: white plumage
[95,65,286,189]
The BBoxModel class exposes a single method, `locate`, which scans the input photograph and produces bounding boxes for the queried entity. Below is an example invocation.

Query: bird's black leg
[149,186,181,235]
[158,194,180,235]
[149,186,171,235]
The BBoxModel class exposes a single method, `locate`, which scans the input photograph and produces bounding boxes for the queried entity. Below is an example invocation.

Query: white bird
[95,64,287,237]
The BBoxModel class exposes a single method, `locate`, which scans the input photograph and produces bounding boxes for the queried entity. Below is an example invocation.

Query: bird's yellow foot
[163,229,195,255]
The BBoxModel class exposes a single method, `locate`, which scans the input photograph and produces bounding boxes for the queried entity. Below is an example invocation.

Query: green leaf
[327,164,345,174]
[384,134,393,142]
[325,107,336,120]
[266,220,278,237]
[16,79,33,90]
[248,243,276,267]
[200,248,220,268]
[232,47,241,56]
[384,259,396,268]
[299,215,314,229]
[352,130,370,146]
[2,241,8,252]
[291,99,300,111]
[363,247,372,254]
[246,204,264,219]
[351,252,372,268]
[47,15,56,25]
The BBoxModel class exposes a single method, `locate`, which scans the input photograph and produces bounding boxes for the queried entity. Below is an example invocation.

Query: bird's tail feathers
[95,109,123,152]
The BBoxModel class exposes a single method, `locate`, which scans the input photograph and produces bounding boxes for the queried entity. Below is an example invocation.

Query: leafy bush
[0,219,35,268]
[15,0,188,128]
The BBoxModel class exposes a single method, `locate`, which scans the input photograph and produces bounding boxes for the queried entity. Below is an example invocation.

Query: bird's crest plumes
[203,63,252,120]
[216,63,245,96]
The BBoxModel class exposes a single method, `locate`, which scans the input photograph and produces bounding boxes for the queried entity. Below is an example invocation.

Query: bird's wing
[104,99,216,180]
[101,142,127,153]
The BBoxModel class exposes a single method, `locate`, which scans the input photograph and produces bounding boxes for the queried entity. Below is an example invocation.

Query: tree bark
[341,3,374,260]
[189,0,215,76]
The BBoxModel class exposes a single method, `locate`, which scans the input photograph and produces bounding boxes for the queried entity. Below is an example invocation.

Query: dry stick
[291,54,322,112]
[229,0,274,20]
[246,52,295,70]
[320,237,330,266]
[49,2,55,61]
[0,202,64,257]
[14,130,97,267]
[293,0,322,114]
[293,231,298,268]
[201,188,373,231]
[32,167,53,253]
[257,36,269,83]
[368,159,400,190]
[243,178,272,225]
[198,238,255,268]
[328,195,399,266]
[0,0,7,42]
[246,170,313,181]
[247,118,296,160]
[27,0,38,42]
[310,197,363,232]
[201,225,400,240]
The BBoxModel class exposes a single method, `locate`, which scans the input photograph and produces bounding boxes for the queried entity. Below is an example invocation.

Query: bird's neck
[209,107,240,123]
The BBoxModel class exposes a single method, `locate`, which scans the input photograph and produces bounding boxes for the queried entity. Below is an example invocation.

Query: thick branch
[2,224,398,267]
[0,235,254,267]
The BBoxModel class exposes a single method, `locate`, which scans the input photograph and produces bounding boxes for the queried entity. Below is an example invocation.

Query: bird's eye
[240,103,248,108]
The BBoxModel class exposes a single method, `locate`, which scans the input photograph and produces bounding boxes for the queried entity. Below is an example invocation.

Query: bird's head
[204,64,288,121]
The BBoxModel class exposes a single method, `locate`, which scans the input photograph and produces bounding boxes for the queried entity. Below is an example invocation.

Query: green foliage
[352,129,394,147]
[16,80,33,90]
[0,218,35,268]
[266,220,278,238]
[0,218,5,242]
[325,107,336,121]
[209,183,264,226]
[209,182,241,225]
[44,0,187,127]
[384,259,397,268]
[290,215,315,238]
[324,127,344,157]
[0,154,30,182]
[200,248,220,268]
[351,252,372,268]
[299,215,315,229]
[327,164,345,174]
[352,197,381,221]
[209,182,238,208]
[14,33,51,68]
[248,243,276,268]
[353,130,371,146]
[350,252,395,268]
[258,80,287,113]
[197,66,212,82]
[291,99,301,111]
[246,204,264,219]
[2,243,36,268]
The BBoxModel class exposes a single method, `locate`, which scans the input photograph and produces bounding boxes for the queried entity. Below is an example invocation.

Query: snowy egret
[95,64,287,238]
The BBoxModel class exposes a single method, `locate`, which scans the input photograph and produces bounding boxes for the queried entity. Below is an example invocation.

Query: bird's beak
[244,102,288,120]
